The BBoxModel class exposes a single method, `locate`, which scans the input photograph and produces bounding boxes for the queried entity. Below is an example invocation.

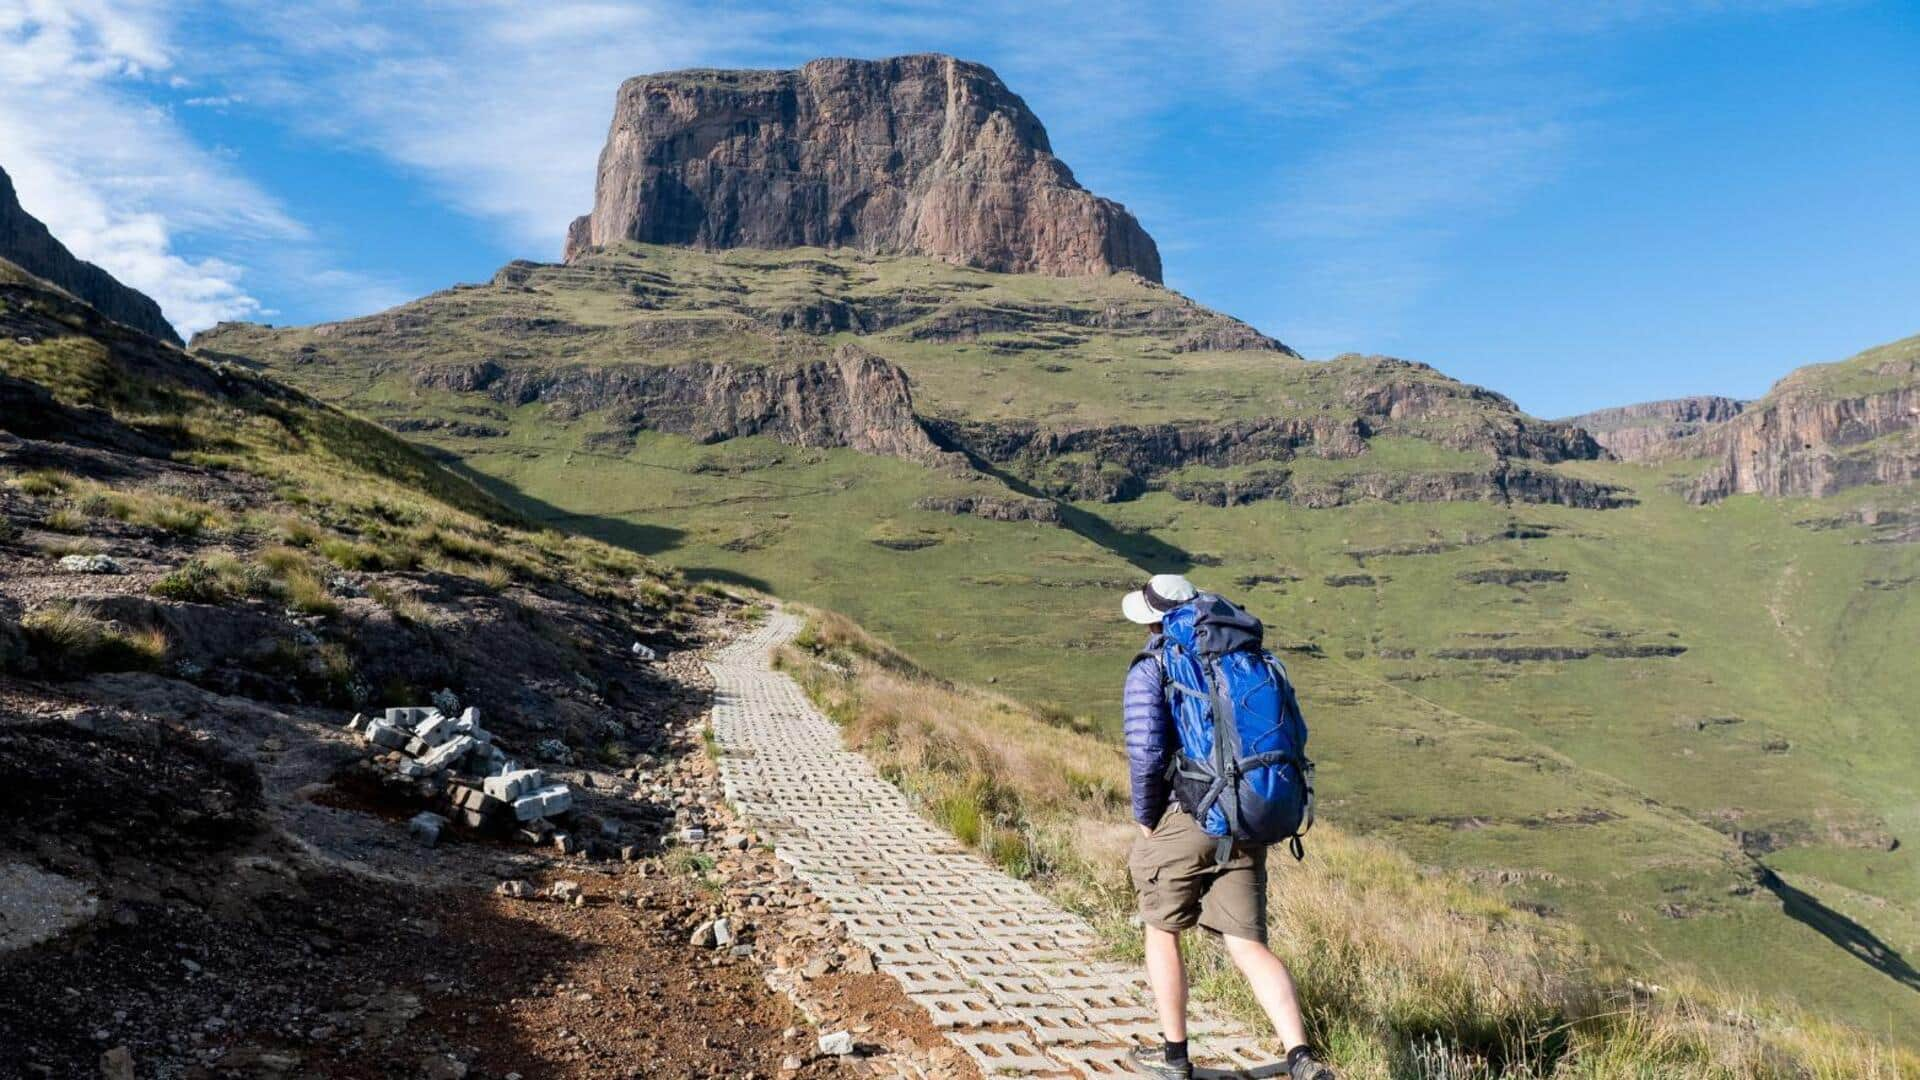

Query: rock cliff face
[0,164,181,346]
[414,344,949,464]
[566,54,1162,281]
[1685,382,1918,503]
[1563,396,1746,462]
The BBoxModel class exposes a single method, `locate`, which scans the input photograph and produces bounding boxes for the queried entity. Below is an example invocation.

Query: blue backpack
[1152,593,1315,862]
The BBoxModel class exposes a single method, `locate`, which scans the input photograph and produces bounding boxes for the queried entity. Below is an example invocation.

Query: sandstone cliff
[1563,396,1745,462]
[0,164,181,346]
[565,54,1162,281]
[1682,339,1919,502]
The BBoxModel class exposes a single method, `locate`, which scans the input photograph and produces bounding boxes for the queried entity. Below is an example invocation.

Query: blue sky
[0,1,1914,417]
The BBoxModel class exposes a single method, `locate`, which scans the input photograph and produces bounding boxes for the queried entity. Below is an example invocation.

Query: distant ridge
[1562,395,1746,462]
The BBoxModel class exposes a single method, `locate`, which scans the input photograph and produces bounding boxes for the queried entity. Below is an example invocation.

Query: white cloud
[215,1,718,255]
[0,0,300,333]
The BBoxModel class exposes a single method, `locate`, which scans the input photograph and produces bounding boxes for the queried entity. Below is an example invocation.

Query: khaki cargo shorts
[1129,805,1269,943]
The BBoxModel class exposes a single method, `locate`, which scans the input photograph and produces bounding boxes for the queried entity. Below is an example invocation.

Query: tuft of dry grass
[19,603,168,677]
[10,469,73,497]
[777,606,1920,1080]
[151,553,269,604]
[41,507,85,533]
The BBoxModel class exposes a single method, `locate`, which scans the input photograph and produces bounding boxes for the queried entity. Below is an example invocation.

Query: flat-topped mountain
[564,54,1162,281]
[0,164,181,345]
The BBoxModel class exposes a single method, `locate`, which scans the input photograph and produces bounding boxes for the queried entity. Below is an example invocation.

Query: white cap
[1121,573,1197,624]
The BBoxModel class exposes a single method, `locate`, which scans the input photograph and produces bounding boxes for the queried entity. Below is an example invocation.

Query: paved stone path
[708,611,1286,1079]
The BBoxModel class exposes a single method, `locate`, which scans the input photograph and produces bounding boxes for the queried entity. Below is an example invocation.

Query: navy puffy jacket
[1124,635,1177,827]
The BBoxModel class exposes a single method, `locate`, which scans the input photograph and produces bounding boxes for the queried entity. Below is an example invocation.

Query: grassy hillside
[203,244,1920,1038]
[0,254,701,715]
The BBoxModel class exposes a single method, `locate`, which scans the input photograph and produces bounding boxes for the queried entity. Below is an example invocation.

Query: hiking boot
[1128,1044,1193,1079]
[1288,1049,1337,1080]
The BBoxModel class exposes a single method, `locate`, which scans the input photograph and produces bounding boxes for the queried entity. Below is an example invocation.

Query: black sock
[1286,1045,1313,1068]
[1163,1038,1189,1064]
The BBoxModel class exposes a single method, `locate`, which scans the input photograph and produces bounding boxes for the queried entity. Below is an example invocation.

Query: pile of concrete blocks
[347,705,575,844]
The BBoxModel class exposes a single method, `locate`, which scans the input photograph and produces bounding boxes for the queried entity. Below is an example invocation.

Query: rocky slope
[0,247,962,1079]
[1562,336,1919,501]
[1562,395,1745,462]
[565,54,1162,281]
[0,165,181,345]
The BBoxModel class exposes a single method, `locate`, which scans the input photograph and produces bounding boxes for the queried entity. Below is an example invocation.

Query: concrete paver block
[484,769,544,802]
[513,784,573,821]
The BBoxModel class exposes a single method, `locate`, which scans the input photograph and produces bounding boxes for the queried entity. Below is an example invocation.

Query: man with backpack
[1120,574,1335,1080]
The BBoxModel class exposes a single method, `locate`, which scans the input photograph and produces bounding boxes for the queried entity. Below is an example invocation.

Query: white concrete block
[366,720,409,750]
[417,734,477,773]
[512,784,572,822]
[484,768,544,802]
[414,714,457,746]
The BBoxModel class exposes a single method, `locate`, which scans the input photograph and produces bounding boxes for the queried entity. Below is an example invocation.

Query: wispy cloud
[210,1,721,254]
[1272,111,1570,242]
[0,0,302,332]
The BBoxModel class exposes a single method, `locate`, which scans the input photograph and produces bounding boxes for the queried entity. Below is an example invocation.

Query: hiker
[1121,574,1333,1080]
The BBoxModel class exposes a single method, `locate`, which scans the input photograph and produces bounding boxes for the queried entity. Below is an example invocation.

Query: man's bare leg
[1143,924,1189,1041]
[1221,934,1309,1051]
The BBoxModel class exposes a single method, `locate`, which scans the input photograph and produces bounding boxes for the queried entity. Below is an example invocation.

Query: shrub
[143,498,219,536]
[476,562,514,591]
[317,537,382,571]
[368,582,432,624]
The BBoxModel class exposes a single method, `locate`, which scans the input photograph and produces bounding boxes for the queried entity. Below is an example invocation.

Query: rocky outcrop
[1686,385,1918,503]
[0,164,181,345]
[414,345,948,463]
[913,493,1060,523]
[566,54,1162,281]
[1681,342,1919,503]
[929,416,1366,501]
[1562,396,1746,462]
[1161,465,1632,510]
[905,298,1288,353]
